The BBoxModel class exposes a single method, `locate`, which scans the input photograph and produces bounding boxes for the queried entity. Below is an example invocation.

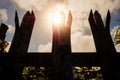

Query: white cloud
[69,0,120,52]
[37,42,52,52]
[70,0,120,34]
[71,31,96,52]
[37,32,96,52]
[5,25,15,52]
[11,0,120,52]
[11,0,49,11]
[37,31,96,52]
[7,24,15,34]
[11,0,66,11]
[111,25,119,35]
[0,9,8,22]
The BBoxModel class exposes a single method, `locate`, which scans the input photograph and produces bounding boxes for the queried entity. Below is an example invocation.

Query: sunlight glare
[47,4,68,28]
[52,10,65,26]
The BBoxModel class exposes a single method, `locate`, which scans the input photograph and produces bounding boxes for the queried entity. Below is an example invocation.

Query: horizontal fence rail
[1,52,120,66]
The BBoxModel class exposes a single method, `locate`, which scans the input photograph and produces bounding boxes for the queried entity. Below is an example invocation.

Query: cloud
[37,32,96,52]
[71,31,96,52]
[70,0,120,34]
[111,25,119,35]
[37,42,52,52]
[0,9,8,22]
[11,0,66,11]
[11,0,48,11]
[11,0,64,11]
[69,0,120,52]
[4,25,15,52]
[7,24,15,34]
[11,0,120,52]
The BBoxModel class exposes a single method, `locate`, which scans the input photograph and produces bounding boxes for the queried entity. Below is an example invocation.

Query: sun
[47,5,68,28]
[53,12,62,26]
[52,10,65,27]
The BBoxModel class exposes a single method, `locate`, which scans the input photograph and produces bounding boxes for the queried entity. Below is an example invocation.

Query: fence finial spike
[15,10,19,29]
[106,10,111,31]
[88,9,94,21]
[31,10,35,20]
[94,10,99,16]
[90,9,93,15]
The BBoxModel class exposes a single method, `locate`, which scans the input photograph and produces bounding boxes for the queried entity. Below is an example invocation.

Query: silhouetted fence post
[52,11,74,80]
[88,10,120,80]
[88,10,116,53]
[8,11,35,79]
[9,11,35,56]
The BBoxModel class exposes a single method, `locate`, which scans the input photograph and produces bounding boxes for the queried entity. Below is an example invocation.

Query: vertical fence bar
[52,11,73,80]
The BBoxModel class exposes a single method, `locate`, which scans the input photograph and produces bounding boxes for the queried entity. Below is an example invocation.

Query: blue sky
[0,0,120,52]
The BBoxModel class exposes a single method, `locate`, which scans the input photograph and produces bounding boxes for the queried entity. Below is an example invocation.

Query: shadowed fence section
[88,10,116,53]
[52,11,73,80]
[0,9,120,80]
[88,10,120,79]
[0,23,8,52]
[9,11,35,56]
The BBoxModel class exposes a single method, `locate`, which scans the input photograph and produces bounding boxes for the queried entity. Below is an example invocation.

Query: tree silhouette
[0,23,9,53]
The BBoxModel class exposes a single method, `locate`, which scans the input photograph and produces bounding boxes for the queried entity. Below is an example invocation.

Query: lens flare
[52,10,65,26]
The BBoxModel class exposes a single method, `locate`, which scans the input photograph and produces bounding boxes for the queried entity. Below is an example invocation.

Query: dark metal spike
[94,10,104,29]
[15,10,19,29]
[106,10,111,31]
[31,10,35,20]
